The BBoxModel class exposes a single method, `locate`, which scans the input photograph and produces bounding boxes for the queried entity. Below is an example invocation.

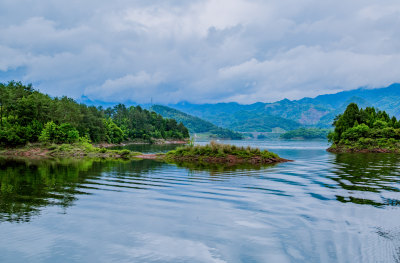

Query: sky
[1,0,400,104]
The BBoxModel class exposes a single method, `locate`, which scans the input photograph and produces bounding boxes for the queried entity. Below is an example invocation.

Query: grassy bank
[162,141,289,165]
[0,141,142,159]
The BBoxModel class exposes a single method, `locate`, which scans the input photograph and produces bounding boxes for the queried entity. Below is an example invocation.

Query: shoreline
[0,141,291,167]
[0,143,142,160]
[327,145,400,153]
[94,139,188,148]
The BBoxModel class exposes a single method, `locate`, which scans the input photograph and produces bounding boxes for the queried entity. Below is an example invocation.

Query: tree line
[0,81,189,146]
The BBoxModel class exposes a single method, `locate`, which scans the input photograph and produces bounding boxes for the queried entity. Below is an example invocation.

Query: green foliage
[329,103,400,151]
[373,120,388,129]
[104,118,125,144]
[341,124,370,141]
[0,81,190,147]
[280,128,331,139]
[39,121,79,144]
[0,122,28,146]
[39,121,58,143]
[107,104,189,142]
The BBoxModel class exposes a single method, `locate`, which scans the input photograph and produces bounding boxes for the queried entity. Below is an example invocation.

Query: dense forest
[0,81,189,147]
[150,105,243,139]
[280,128,331,139]
[328,103,400,151]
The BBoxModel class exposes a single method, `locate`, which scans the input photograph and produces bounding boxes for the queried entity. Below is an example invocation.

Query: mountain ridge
[150,105,243,139]
[168,83,400,131]
[80,83,400,132]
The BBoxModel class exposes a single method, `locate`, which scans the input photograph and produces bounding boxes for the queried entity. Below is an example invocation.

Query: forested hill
[166,102,302,132]
[0,81,189,147]
[169,83,400,131]
[150,105,243,139]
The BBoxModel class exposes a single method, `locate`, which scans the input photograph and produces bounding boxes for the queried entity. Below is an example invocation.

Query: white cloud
[0,0,400,103]
[0,45,28,71]
[85,72,165,102]
[218,46,400,102]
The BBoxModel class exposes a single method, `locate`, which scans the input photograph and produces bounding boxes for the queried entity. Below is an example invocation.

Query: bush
[39,121,80,144]
[104,118,125,144]
[0,123,27,146]
[59,123,80,143]
[341,124,370,141]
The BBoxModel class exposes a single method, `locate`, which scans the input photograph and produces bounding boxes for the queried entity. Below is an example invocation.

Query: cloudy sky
[1,0,400,104]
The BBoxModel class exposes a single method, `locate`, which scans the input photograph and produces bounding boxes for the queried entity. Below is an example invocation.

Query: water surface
[1,140,399,262]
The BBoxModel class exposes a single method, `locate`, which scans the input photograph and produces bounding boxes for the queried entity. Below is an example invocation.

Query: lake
[0,140,399,262]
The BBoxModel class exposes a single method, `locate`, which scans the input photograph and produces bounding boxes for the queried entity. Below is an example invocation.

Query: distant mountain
[84,83,400,132]
[169,102,302,132]
[150,105,243,139]
[169,83,400,131]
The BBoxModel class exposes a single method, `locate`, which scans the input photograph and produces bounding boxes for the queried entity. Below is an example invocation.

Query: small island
[327,103,400,153]
[158,141,290,165]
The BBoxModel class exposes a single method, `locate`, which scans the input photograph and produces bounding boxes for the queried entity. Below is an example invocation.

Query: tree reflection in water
[0,157,165,223]
[331,153,400,207]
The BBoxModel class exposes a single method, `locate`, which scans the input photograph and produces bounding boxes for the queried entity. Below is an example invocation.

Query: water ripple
[1,141,400,262]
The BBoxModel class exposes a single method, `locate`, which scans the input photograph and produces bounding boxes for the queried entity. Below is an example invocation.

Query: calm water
[1,140,400,262]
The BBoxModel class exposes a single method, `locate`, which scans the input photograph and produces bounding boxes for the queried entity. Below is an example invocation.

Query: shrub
[341,124,370,141]
[39,121,80,144]
[0,123,27,146]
